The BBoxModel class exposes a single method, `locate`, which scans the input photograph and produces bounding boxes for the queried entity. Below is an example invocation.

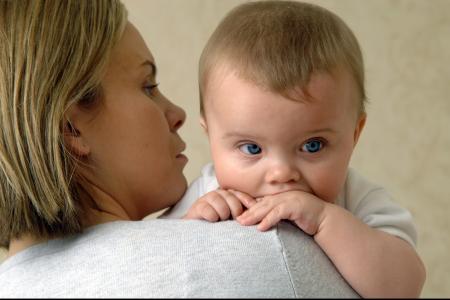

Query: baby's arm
[184,189,256,221]
[237,191,426,298]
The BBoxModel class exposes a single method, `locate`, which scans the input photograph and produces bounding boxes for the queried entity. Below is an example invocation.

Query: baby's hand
[184,189,256,222]
[237,190,327,234]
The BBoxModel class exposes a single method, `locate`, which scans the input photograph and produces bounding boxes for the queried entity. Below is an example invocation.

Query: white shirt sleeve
[337,168,417,247]
[160,163,219,219]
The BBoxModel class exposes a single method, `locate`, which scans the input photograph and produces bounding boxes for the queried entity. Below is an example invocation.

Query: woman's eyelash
[144,83,159,96]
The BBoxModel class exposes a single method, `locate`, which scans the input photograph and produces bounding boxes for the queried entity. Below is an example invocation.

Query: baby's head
[199,1,367,202]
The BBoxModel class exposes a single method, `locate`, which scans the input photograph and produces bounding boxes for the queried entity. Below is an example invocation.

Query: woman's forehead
[108,22,155,74]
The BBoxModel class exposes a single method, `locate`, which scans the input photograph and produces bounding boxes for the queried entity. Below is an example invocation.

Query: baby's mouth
[255,187,312,199]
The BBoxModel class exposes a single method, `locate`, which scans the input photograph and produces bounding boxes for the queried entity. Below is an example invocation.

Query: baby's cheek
[215,165,259,196]
[310,172,346,203]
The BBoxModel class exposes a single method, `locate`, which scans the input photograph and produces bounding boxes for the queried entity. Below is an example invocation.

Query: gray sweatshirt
[0,219,358,298]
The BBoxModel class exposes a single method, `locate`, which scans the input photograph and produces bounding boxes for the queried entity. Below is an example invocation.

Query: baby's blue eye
[239,143,262,155]
[302,140,323,153]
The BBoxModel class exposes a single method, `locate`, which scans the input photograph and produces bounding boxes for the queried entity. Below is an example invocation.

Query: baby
[161,1,425,297]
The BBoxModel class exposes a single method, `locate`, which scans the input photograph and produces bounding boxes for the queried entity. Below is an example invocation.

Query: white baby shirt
[162,163,417,247]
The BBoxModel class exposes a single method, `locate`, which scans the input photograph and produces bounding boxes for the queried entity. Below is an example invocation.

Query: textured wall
[1,0,448,297]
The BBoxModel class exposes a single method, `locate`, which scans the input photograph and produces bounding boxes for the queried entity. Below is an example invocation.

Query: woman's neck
[6,209,125,259]
[79,178,133,223]
[6,184,133,259]
[7,234,45,258]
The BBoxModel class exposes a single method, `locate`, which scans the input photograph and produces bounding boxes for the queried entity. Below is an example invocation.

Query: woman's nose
[165,100,186,132]
[265,163,301,184]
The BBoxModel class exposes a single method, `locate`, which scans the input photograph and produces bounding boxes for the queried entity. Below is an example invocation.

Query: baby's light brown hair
[199,0,366,115]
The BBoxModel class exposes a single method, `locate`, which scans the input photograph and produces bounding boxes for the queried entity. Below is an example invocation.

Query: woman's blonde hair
[199,0,366,115]
[0,0,127,247]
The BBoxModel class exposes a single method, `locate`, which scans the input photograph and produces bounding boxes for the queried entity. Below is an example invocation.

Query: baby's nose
[265,163,301,184]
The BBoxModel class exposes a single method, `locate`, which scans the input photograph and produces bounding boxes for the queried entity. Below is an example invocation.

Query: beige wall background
[1,0,448,297]
[122,0,450,297]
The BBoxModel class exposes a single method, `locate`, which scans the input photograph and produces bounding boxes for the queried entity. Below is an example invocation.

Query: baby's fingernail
[257,224,267,231]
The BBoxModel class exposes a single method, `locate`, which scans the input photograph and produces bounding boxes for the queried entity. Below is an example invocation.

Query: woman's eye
[301,139,324,153]
[239,143,262,155]
[144,83,159,97]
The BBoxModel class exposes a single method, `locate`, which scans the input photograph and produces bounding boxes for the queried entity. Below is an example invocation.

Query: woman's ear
[353,113,367,146]
[63,105,90,157]
[64,121,90,157]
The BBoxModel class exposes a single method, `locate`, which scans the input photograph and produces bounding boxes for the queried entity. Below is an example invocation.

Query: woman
[0,0,357,297]
[1,0,186,253]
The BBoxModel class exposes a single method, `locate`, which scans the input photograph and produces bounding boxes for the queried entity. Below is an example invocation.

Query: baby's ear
[200,116,208,133]
[353,113,367,146]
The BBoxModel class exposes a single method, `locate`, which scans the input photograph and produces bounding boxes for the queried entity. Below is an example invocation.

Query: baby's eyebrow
[224,128,336,139]
[304,127,337,135]
[222,131,261,140]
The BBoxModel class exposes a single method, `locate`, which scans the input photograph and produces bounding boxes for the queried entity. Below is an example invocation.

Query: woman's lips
[176,153,188,165]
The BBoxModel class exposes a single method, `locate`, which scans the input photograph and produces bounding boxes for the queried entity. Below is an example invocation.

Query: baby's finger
[237,201,273,226]
[205,192,231,220]
[215,190,244,219]
[228,190,257,209]
[184,202,219,222]
[257,205,286,231]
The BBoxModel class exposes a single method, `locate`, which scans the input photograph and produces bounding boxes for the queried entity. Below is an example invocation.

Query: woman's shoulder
[0,220,358,298]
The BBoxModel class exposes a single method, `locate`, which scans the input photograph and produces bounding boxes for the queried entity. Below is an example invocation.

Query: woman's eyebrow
[141,60,157,77]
